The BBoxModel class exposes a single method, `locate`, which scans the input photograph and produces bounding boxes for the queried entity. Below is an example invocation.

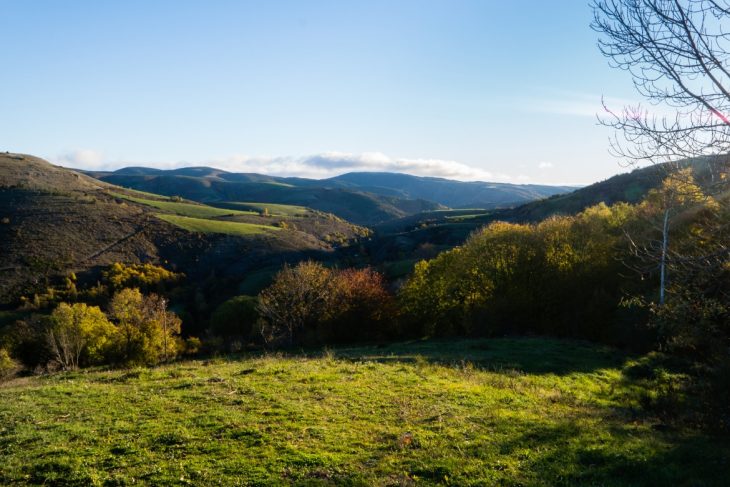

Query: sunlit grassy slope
[109,192,280,236]
[155,214,280,237]
[111,192,256,219]
[213,201,312,217]
[1,338,728,486]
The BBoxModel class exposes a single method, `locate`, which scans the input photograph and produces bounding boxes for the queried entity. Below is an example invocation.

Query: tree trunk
[660,208,670,305]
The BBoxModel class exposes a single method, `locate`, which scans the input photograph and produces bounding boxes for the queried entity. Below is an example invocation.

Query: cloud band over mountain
[55,150,506,181]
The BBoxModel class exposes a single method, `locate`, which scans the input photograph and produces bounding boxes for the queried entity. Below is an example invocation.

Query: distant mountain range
[322,172,577,208]
[83,166,575,225]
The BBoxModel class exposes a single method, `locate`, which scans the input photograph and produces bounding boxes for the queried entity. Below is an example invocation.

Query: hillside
[507,159,724,225]
[322,172,575,208]
[0,154,181,303]
[86,168,445,225]
[377,157,730,234]
[1,337,727,486]
[373,165,662,237]
[0,155,367,305]
[361,157,730,271]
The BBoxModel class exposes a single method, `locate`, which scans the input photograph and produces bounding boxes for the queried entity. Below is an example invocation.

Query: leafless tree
[592,0,730,303]
[593,0,730,167]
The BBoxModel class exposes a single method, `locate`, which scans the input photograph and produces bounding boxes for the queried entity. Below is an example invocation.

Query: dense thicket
[399,202,653,347]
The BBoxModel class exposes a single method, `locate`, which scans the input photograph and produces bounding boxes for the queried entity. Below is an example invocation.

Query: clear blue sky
[0,0,640,184]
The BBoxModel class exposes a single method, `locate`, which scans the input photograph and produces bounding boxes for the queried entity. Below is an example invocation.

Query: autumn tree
[104,262,183,293]
[321,268,395,342]
[257,263,395,346]
[48,302,117,369]
[108,288,181,365]
[593,0,730,289]
[257,262,337,346]
[629,169,707,303]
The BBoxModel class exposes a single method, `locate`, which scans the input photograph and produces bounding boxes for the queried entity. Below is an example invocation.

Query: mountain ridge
[83,166,574,223]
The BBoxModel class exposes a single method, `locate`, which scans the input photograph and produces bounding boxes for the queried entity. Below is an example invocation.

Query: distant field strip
[155,214,280,236]
[445,212,490,221]
[214,201,311,217]
[111,193,255,218]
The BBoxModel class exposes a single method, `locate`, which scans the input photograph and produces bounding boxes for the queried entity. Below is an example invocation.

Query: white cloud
[204,152,499,181]
[55,149,106,170]
[51,150,509,182]
[538,161,554,169]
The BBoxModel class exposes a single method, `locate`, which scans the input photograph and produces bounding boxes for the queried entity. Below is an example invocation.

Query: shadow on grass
[324,337,629,376]
[489,418,730,486]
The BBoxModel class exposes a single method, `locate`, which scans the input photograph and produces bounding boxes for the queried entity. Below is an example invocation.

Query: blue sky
[0,0,641,184]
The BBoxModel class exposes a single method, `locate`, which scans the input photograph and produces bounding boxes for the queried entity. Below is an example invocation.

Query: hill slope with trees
[0,154,367,306]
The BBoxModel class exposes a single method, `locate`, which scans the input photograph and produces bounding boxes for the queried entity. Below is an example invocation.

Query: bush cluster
[4,287,185,373]
[257,262,395,347]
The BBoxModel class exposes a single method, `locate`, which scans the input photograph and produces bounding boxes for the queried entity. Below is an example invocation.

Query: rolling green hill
[88,170,445,225]
[109,192,257,219]
[85,166,576,225]
[154,214,281,237]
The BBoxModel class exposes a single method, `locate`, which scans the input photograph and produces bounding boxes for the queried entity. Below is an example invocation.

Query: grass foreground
[1,338,728,486]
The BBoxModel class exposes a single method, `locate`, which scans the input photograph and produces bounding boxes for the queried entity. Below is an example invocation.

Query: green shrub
[104,262,183,293]
[210,295,259,341]
[184,336,202,355]
[0,348,17,379]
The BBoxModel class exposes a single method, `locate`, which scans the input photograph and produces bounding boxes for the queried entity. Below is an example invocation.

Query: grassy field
[213,201,312,217]
[110,187,176,200]
[155,214,280,237]
[111,193,256,219]
[444,212,490,221]
[1,338,728,486]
